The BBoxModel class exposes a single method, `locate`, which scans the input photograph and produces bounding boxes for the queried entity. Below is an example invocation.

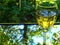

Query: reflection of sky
[12,25,24,29]
[41,10,56,17]
[3,24,60,45]
[51,25,60,33]
[32,36,43,45]
[28,25,41,31]
[8,25,24,44]
[28,25,60,45]
[28,25,37,31]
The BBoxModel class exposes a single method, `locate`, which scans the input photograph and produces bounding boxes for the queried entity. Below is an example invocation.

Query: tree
[0,0,60,23]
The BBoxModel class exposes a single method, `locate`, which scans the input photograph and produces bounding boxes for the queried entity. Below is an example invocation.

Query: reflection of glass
[36,1,58,45]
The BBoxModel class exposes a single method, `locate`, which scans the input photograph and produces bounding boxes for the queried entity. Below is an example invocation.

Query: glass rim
[39,6,56,8]
[38,4,58,9]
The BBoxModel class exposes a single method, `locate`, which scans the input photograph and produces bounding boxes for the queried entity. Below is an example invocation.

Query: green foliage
[0,0,19,23]
[37,42,41,45]
[0,0,60,23]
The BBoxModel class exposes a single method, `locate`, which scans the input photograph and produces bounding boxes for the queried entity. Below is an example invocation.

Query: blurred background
[0,0,60,23]
[0,0,60,45]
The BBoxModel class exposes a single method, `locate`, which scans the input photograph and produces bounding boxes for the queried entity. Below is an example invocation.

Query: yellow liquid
[37,15,57,29]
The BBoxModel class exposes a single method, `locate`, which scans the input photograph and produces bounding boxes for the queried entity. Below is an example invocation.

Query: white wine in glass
[37,11,57,29]
[36,6,58,31]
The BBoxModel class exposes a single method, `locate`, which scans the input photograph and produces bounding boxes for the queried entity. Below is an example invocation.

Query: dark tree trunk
[23,24,28,45]
[19,0,21,10]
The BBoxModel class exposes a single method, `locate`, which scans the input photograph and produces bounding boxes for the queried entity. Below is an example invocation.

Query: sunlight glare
[32,36,43,45]
[18,25,24,29]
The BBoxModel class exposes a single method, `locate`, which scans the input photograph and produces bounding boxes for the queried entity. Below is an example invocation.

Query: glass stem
[43,29,47,45]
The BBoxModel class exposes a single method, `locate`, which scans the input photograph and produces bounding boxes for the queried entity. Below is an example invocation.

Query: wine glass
[36,1,58,45]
